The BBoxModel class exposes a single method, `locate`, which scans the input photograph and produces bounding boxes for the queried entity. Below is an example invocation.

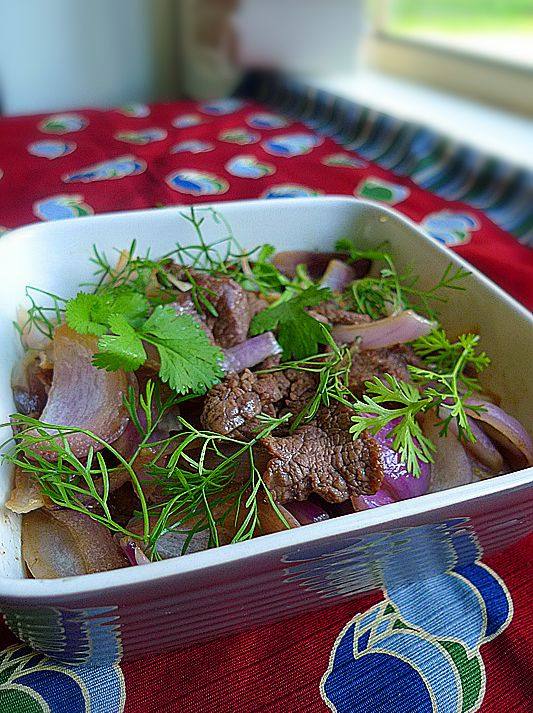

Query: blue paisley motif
[321,523,513,712]
[0,645,125,712]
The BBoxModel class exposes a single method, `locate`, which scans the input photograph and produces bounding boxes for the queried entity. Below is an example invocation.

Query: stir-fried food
[3,207,532,578]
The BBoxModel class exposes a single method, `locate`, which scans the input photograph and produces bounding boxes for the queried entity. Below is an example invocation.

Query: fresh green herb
[409,332,489,438]
[65,289,149,336]
[88,240,180,300]
[2,383,291,558]
[349,332,489,475]
[250,285,332,359]
[176,207,314,300]
[259,325,354,429]
[412,329,490,389]
[349,374,436,476]
[336,239,393,266]
[94,306,224,395]
[336,238,470,319]
[4,415,153,543]
[15,287,66,341]
[150,411,291,552]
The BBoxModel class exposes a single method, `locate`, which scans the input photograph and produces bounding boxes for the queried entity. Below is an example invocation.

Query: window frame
[368,1,533,117]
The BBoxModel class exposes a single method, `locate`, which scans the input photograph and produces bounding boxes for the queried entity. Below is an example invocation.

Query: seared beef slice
[201,369,286,438]
[348,346,416,395]
[309,301,371,326]
[202,368,318,438]
[261,404,383,503]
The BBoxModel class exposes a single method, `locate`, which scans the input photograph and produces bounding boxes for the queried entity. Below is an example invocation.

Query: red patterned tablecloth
[0,98,531,713]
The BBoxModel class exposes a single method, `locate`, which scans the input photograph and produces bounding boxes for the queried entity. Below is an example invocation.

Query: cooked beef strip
[246,291,269,320]
[309,301,371,326]
[257,354,282,370]
[201,369,285,438]
[348,345,419,395]
[171,267,250,347]
[278,369,318,417]
[261,403,384,503]
[201,366,318,438]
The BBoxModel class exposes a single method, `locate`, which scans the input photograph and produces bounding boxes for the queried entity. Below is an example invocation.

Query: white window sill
[300,69,533,170]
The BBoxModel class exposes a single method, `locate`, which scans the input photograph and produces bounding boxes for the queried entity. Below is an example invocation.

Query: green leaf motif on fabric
[0,645,126,713]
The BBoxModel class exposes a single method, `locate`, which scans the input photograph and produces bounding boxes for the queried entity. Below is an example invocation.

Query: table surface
[0,97,531,713]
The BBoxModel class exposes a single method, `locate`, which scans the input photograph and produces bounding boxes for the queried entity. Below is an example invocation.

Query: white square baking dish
[0,197,531,665]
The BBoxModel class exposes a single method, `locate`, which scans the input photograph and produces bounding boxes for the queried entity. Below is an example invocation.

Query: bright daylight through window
[380,0,533,68]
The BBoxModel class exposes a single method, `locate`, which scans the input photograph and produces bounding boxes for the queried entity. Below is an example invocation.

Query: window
[380,0,533,69]
[370,0,533,115]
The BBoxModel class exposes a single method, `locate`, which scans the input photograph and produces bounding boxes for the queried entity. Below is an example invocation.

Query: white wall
[0,0,180,115]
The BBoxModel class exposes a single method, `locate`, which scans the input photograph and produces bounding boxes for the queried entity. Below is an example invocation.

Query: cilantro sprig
[250,285,332,359]
[65,289,149,336]
[349,375,436,475]
[349,330,490,475]
[409,331,489,439]
[66,291,224,394]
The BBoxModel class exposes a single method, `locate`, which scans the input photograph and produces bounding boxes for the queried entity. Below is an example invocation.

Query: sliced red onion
[26,325,131,460]
[222,332,282,373]
[11,349,50,418]
[256,498,301,533]
[22,509,128,578]
[272,251,370,280]
[331,310,436,349]
[421,413,473,492]
[445,410,503,473]
[353,489,396,510]
[320,259,358,293]
[119,538,151,566]
[465,398,533,468]
[113,399,180,460]
[374,418,431,499]
[283,500,330,525]
[155,529,211,558]
[5,466,46,514]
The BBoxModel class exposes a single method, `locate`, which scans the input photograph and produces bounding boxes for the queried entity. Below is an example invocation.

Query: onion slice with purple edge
[421,412,473,492]
[465,397,533,468]
[283,499,330,525]
[331,310,436,349]
[272,251,370,281]
[222,332,282,373]
[352,489,396,511]
[320,259,359,293]
[22,509,128,578]
[24,325,131,460]
[446,411,504,473]
[5,466,46,514]
[351,418,430,510]
[119,538,152,566]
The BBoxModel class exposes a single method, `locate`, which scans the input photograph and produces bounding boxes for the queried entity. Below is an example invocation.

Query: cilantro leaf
[66,289,149,336]
[349,375,435,476]
[250,285,331,359]
[140,306,224,394]
[66,293,109,336]
[94,314,147,371]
